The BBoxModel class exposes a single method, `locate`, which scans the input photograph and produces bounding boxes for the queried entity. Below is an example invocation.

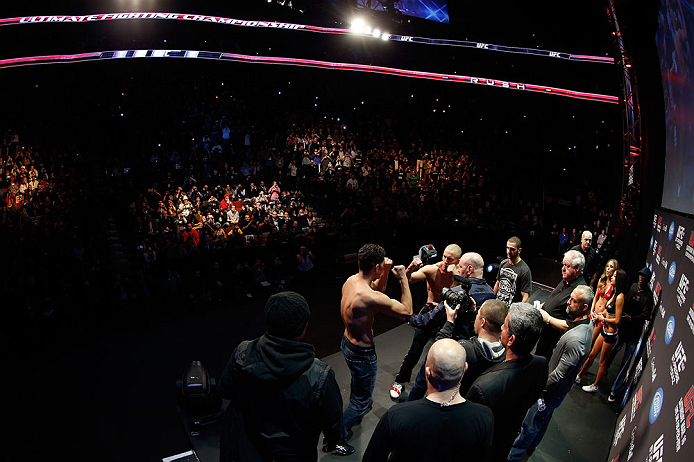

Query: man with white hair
[509,285,594,460]
[570,230,596,285]
[534,249,586,360]
[363,339,494,461]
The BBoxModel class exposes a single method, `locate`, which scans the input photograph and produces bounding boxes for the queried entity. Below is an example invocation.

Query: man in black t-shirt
[494,236,532,306]
[570,231,597,285]
[363,339,493,462]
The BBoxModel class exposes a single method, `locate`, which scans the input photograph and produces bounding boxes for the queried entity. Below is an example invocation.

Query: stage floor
[15,256,620,462]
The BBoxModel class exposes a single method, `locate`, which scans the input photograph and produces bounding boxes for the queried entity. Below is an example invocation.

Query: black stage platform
[14,255,620,462]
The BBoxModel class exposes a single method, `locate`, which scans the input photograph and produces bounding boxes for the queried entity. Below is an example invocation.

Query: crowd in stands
[1,132,104,336]
[1,72,618,335]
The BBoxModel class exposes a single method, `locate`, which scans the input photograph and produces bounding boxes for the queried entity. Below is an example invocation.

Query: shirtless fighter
[389,244,462,399]
[341,244,413,441]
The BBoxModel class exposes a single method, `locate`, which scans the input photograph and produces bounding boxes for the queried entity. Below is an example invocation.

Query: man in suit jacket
[466,303,549,462]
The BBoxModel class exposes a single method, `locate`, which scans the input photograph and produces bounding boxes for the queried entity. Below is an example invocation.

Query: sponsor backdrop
[608,208,694,461]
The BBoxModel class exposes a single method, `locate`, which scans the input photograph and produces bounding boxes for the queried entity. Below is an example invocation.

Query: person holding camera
[363,339,494,462]
[406,298,508,402]
[389,244,462,400]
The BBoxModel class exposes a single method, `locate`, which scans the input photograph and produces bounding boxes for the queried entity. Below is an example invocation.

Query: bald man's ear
[425,366,432,381]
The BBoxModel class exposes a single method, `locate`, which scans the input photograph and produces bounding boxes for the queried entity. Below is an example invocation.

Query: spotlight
[381,33,391,40]
[372,29,381,38]
[351,18,365,33]
[363,25,372,35]
[485,262,500,286]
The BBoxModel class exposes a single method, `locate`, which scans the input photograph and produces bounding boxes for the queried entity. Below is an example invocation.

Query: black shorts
[601,328,618,344]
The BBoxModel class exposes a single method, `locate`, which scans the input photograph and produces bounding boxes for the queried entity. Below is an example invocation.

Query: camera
[441,280,474,328]
[441,284,472,312]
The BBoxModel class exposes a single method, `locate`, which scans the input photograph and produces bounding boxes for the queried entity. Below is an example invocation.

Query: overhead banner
[0,12,613,63]
[0,49,620,104]
[608,208,694,461]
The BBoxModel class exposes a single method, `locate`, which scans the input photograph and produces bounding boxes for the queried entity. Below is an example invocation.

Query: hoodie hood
[240,333,316,384]
[476,337,506,361]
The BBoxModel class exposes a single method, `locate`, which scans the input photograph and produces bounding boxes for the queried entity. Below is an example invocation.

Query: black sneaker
[322,439,355,456]
[607,393,617,403]
[333,442,355,456]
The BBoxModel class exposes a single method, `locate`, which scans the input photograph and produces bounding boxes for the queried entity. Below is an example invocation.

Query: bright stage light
[350,18,365,33]
[381,33,391,40]
[372,29,381,38]
[362,26,372,35]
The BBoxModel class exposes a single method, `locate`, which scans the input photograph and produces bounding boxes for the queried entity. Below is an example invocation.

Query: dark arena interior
[2,1,689,461]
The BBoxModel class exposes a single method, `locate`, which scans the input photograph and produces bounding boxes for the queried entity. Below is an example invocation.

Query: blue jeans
[406,356,429,402]
[610,339,638,397]
[341,336,378,440]
[508,394,565,460]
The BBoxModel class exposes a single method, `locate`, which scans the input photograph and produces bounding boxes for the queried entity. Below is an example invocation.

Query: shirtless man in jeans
[340,244,413,441]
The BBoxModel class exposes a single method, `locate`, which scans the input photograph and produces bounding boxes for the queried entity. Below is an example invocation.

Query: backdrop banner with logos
[608,208,694,461]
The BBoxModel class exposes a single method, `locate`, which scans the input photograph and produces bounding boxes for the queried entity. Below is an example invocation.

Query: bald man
[363,339,494,462]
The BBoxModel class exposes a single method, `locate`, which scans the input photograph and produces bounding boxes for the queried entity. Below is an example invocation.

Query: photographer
[454,252,496,337]
[389,244,462,400]
[407,299,508,402]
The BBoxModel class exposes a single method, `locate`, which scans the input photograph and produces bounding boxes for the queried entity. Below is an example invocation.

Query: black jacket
[620,283,654,341]
[219,333,343,462]
[466,355,548,462]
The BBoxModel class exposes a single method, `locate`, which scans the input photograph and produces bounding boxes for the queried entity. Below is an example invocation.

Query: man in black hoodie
[219,291,353,461]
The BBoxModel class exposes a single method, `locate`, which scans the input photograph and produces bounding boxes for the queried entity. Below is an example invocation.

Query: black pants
[394,326,434,383]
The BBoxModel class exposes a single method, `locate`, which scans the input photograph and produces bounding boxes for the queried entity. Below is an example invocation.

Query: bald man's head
[425,339,467,391]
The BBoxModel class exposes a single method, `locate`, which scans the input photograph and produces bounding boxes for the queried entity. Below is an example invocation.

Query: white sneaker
[582,384,599,393]
[574,375,581,385]
[389,382,403,399]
